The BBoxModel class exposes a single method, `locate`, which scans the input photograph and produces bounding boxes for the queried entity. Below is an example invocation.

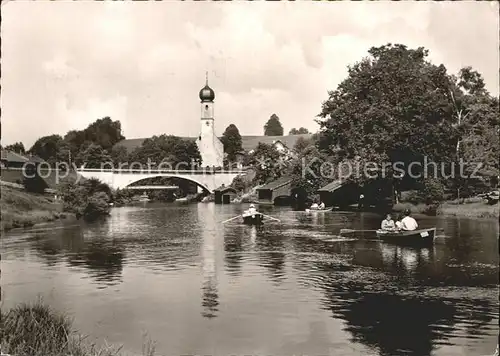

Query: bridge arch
[123,174,211,193]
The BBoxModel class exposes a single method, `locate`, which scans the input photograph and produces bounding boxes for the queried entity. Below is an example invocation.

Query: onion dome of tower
[199,73,215,102]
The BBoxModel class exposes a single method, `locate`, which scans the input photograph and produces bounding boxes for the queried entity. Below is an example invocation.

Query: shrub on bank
[0,301,156,356]
[58,178,111,221]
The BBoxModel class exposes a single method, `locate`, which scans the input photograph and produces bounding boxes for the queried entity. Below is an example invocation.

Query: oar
[340,228,379,234]
[222,215,242,224]
[260,213,281,222]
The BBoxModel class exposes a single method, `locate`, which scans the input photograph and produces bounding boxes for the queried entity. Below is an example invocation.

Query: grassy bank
[438,200,499,219]
[0,301,155,356]
[0,186,70,231]
[393,199,499,219]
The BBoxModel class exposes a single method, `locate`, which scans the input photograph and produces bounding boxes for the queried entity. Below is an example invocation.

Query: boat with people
[242,211,265,225]
[376,227,436,245]
[138,193,150,202]
[305,201,331,213]
[340,209,437,245]
[222,204,280,226]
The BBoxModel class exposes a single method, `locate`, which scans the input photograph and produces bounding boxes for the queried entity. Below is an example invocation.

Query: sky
[1,1,499,149]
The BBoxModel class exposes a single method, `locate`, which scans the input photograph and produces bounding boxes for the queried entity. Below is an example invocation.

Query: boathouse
[256,176,293,205]
[318,180,360,208]
[214,185,237,204]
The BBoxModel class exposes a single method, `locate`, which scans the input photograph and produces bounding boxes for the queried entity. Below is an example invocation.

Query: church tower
[197,73,224,168]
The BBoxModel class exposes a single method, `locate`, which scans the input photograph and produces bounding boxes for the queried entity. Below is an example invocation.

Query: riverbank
[438,200,499,219]
[1,186,71,231]
[393,200,499,219]
[0,301,155,356]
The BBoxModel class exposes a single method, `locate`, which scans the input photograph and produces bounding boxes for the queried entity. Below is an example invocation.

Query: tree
[289,127,310,135]
[264,114,284,136]
[110,145,129,166]
[129,135,201,169]
[249,142,284,184]
[28,135,66,165]
[318,44,460,184]
[63,117,125,166]
[221,124,243,162]
[76,144,112,169]
[5,142,25,154]
[445,67,499,198]
[80,117,125,151]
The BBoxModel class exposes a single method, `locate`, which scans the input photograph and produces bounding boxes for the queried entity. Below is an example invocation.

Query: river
[2,203,499,356]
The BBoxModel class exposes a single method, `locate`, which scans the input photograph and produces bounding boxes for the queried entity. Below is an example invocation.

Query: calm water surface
[2,203,499,356]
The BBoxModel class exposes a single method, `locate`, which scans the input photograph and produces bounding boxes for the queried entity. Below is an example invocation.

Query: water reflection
[27,223,124,287]
[255,230,286,284]
[198,204,220,319]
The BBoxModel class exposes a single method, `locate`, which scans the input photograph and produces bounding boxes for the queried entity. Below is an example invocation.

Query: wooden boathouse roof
[257,176,293,191]
[317,180,343,192]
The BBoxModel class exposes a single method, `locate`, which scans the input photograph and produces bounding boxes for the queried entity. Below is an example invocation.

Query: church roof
[114,134,313,153]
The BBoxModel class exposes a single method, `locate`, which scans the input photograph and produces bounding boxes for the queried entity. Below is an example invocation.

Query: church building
[197,76,224,168]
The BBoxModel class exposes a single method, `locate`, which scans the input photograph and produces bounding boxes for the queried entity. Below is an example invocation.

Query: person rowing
[381,213,395,231]
[400,209,418,231]
[246,204,257,215]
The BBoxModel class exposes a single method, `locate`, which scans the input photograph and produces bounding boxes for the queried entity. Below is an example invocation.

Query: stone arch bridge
[76,168,246,193]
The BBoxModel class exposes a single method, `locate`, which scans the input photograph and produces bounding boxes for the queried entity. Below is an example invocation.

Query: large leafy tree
[264,114,284,136]
[28,135,66,165]
[318,44,460,184]
[221,124,243,162]
[80,117,125,151]
[5,142,25,154]
[289,127,310,135]
[64,117,125,162]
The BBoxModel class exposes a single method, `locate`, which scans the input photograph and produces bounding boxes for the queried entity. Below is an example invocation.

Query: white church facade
[196,77,224,168]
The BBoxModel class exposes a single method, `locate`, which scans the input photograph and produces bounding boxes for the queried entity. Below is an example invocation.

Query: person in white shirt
[381,214,395,230]
[318,201,325,210]
[247,204,257,215]
[401,209,418,231]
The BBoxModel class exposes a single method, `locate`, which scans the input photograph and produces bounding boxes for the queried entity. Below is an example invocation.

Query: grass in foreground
[0,186,68,231]
[0,301,156,356]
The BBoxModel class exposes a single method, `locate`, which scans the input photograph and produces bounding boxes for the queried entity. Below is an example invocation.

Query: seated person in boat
[395,215,403,230]
[381,213,395,230]
[318,201,326,210]
[310,202,319,210]
[246,204,257,215]
[401,209,418,231]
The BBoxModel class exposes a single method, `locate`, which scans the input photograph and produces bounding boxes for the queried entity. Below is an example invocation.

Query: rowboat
[242,212,264,225]
[305,207,332,213]
[376,228,436,245]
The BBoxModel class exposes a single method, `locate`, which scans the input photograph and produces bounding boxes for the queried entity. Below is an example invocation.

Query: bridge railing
[77,168,246,175]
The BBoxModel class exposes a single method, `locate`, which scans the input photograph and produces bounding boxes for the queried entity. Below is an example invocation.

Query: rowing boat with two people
[222,204,280,226]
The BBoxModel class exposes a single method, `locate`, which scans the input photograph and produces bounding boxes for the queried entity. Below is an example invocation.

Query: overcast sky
[2,1,498,149]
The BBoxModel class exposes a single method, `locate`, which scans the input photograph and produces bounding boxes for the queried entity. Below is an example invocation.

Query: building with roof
[256,176,293,205]
[1,149,30,168]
